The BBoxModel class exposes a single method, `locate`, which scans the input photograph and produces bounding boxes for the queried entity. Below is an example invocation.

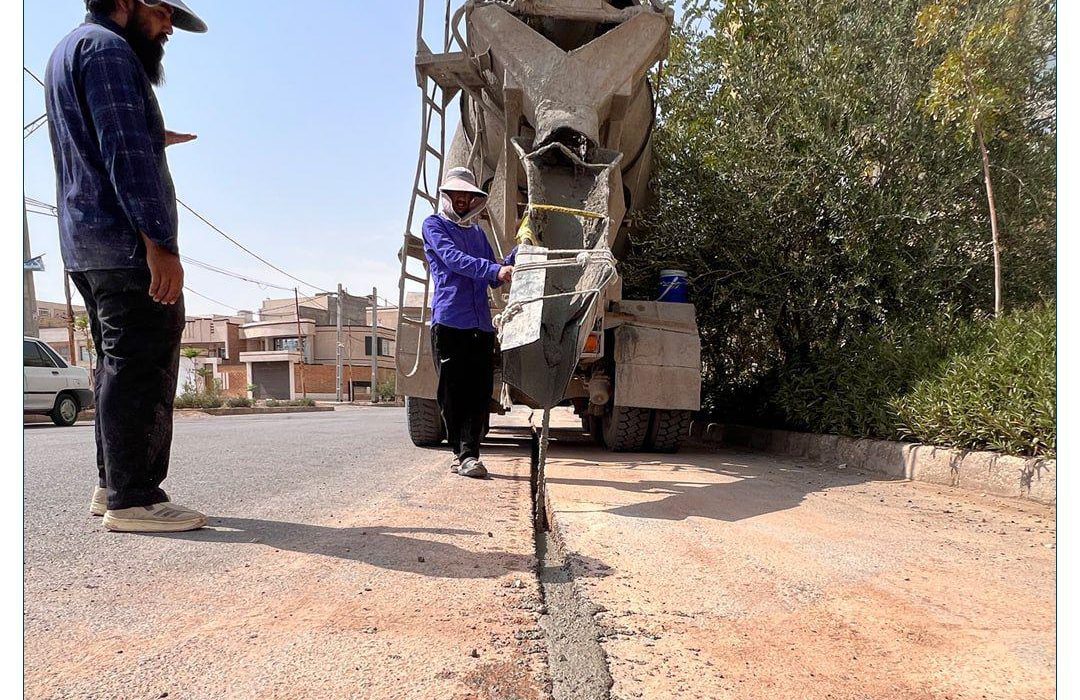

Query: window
[364,337,393,357]
[274,338,302,352]
[39,343,69,368]
[80,347,92,362]
[23,340,55,368]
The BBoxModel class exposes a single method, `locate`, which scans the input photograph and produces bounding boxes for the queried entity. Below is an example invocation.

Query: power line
[24,195,312,295]
[177,198,331,295]
[24,113,48,139]
[24,67,44,87]
[184,287,237,312]
[181,255,295,292]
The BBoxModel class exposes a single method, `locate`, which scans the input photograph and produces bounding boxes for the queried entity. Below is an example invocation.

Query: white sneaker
[458,458,488,479]
[103,501,207,533]
[90,486,107,516]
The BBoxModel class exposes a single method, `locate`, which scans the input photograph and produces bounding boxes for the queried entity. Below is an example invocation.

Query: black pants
[69,268,185,510]
[431,324,495,461]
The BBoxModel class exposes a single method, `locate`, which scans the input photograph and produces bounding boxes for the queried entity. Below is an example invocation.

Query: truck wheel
[647,409,692,453]
[602,405,650,452]
[51,394,80,427]
[406,396,445,446]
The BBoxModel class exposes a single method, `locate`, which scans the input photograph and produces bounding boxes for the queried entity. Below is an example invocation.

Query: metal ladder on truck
[395,0,486,381]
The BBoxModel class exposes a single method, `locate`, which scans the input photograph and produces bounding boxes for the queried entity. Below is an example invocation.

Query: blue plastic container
[657,269,690,303]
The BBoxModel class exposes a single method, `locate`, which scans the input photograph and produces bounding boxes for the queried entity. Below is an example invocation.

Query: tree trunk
[976,125,1003,317]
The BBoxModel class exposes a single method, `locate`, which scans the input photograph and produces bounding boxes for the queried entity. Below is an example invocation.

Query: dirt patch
[537,430,1055,700]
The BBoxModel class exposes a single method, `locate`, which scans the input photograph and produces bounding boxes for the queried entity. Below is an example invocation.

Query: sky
[24,1,459,316]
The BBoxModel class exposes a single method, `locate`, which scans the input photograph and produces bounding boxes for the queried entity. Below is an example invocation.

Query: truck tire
[406,396,445,446]
[51,393,80,427]
[647,409,692,453]
[602,405,650,452]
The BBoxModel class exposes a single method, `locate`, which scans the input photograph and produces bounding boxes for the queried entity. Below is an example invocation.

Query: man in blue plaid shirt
[45,0,209,533]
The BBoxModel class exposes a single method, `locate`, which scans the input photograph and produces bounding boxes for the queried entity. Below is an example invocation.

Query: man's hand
[497,265,514,285]
[142,233,184,305]
[165,130,197,147]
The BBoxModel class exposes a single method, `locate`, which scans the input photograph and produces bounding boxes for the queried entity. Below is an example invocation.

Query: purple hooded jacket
[422,214,515,333]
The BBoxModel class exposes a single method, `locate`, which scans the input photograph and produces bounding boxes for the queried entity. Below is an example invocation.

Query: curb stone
[178,406,335,417]
[693,422,1055,506]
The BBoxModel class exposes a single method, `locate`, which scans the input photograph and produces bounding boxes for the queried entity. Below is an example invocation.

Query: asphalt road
[24,407,548,700]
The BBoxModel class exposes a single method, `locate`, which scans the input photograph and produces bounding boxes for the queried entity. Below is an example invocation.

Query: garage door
[251,361,291,400]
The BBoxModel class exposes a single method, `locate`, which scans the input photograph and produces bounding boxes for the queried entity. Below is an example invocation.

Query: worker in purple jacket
[422,167,514,479]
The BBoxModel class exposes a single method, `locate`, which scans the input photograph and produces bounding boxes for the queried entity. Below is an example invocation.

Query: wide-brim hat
[439,166,487,197]
[143,0,208,33]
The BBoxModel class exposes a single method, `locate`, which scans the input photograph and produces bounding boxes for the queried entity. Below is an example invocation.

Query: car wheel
[51,394,80,427]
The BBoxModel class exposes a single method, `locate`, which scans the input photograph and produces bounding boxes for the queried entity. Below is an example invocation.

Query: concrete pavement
[534,410,1056,700]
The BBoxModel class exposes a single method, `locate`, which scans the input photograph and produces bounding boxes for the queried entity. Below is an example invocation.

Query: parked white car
[23,336,94,427]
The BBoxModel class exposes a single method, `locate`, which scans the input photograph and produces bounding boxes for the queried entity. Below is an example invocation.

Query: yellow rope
[527,204,605,220]
[516,204,605,246]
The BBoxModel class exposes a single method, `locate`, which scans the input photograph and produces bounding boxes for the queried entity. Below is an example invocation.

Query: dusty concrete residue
[535,527,613,700]
[529,426,613,700]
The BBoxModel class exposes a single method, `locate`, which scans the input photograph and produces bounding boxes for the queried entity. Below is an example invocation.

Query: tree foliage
[626,0,1055,422]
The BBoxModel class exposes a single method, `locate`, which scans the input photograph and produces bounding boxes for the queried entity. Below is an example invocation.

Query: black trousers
[431,324,495,461]
[69,268,185,510]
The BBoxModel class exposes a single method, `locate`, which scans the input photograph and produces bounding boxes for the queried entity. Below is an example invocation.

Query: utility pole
[336,283,344,403]
[371,287,379,404]
[23,207,39,338]
[64,272,77,364]
[294,287,306,398]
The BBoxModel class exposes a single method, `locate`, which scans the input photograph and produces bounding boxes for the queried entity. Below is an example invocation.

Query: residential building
[37,291,399,402]
[236,292,397,401]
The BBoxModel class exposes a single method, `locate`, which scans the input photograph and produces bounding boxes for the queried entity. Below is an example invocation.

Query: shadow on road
[540,429,885,523]
[153,516,613,581]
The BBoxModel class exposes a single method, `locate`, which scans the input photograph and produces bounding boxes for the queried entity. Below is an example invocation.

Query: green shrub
[291,398,316,407]
[265,399,280,408]
[774,306,1055,457]
[225,397,253,408]
[774,317,979,439]
[175,381,224,409]
[893,306,1056,457]
[375,379,397,403]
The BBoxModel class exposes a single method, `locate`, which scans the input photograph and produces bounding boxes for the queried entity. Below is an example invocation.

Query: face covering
[438,191,488,227]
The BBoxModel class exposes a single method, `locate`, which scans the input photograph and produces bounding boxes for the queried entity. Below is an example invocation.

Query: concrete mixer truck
[395,0,701,453]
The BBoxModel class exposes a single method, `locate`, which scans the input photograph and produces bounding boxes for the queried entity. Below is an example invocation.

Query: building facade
[37,292,398,402]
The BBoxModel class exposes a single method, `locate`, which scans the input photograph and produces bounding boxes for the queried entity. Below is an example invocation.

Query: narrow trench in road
[529,428,613,700]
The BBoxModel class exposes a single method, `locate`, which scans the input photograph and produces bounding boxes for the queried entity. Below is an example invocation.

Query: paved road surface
[24,408,546,700]
[25,407,1056,699]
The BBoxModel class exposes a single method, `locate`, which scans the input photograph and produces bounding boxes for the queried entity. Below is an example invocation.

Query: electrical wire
[180,255,295,291]
[177,198,332,295]
[24,113,48,139]
[24,67,44,87]
[184,287,237,312]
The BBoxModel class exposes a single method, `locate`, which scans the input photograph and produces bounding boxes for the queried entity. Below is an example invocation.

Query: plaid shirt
[45,13,178,272]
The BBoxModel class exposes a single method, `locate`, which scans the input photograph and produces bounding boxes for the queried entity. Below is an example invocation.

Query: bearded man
[423,167,515,479]
[45,0,208,532]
